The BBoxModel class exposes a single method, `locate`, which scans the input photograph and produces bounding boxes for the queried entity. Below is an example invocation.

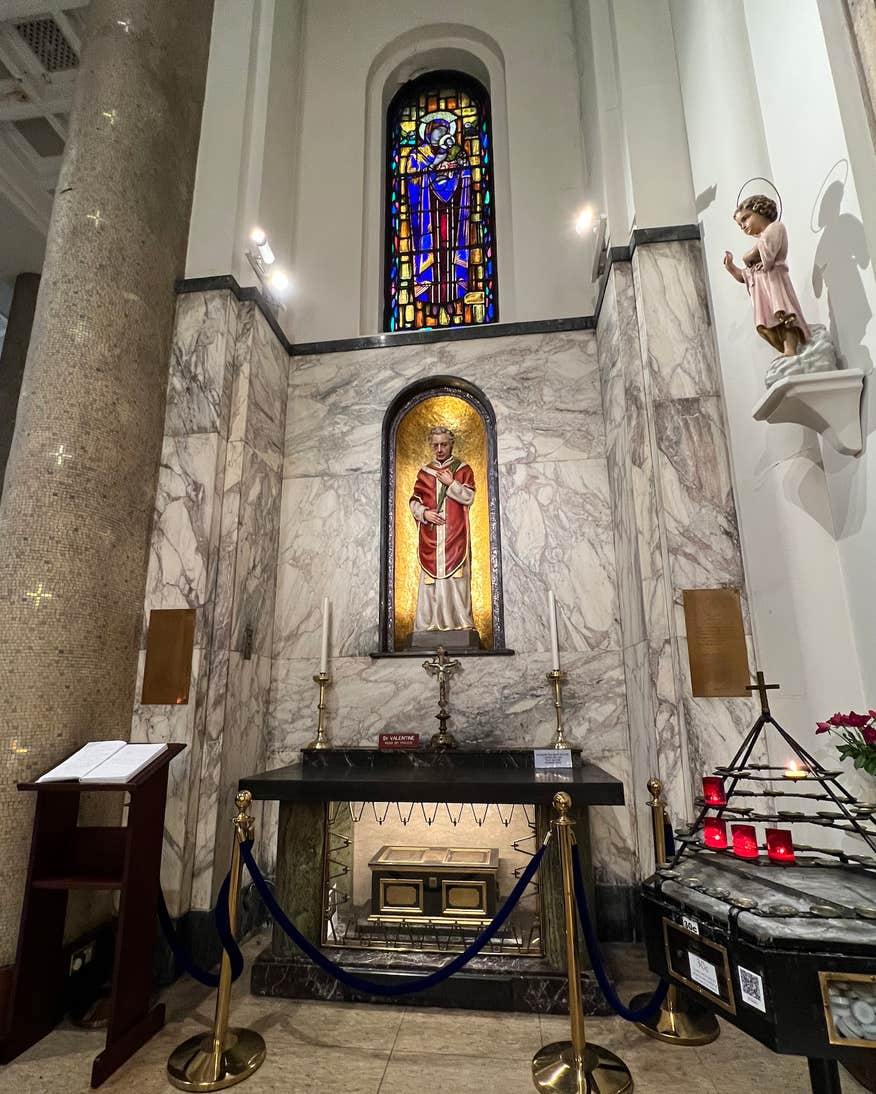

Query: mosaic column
[0,274,40,498]
[0,0,214,964]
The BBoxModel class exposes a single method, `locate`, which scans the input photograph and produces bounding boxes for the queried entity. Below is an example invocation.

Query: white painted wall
[669,0,873,782]
[288,0,594,341]
[186,0,304,337]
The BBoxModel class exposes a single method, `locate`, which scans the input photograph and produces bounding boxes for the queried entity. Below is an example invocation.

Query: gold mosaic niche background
[394,395,492,649]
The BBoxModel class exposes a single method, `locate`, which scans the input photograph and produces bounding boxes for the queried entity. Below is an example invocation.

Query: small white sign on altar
[688,953,720,996]
[533,749,573,770]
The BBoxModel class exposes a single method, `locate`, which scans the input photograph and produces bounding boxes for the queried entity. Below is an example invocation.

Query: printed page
[37,741,127,782]
[79,743,168,784]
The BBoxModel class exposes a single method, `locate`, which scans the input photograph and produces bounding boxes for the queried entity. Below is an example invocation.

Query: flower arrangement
[816,711,876,776]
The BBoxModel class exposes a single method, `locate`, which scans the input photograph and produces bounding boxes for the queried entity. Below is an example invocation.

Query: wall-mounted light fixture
[246,226,290,310]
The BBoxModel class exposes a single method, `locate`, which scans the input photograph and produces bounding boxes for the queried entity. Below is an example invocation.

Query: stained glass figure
[385,72,497,332]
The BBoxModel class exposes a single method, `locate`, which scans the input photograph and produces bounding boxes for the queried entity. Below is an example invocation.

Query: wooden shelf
[32,874,125,891]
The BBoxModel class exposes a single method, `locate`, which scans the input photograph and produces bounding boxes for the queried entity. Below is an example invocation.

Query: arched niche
[378,376,508,654]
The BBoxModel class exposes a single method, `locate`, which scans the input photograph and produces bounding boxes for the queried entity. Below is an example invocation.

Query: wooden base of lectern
[0,743,184,1087]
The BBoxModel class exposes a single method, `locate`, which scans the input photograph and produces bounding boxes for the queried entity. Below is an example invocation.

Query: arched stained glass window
[385,71,497,332]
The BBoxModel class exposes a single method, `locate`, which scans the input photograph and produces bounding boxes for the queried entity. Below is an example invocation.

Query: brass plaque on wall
[682,589,749,697]
[141,608,196,705]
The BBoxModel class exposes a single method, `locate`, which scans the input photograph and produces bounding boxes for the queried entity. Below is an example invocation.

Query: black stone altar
[239,748,625,1014]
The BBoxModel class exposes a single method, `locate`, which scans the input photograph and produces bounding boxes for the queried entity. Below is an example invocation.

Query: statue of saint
[723,191,836,388]
[408,426,478,646]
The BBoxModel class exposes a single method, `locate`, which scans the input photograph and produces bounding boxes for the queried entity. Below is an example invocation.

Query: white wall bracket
[752,369,866,457]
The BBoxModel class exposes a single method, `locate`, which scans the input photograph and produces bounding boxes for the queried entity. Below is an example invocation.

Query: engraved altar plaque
[683,589,749,697]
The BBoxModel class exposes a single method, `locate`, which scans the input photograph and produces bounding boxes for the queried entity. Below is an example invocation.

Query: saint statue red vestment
[410,459,475,579]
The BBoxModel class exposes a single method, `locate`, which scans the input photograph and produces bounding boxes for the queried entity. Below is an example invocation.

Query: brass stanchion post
[628,777,720,1046]
[167,791,267,1091]
[532,792,633,1094]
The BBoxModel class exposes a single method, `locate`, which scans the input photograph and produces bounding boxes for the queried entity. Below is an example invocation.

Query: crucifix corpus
[423,646,461,749]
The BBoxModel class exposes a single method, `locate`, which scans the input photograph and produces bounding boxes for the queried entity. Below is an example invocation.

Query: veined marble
[285,330,603,479]
[132,288,288,915]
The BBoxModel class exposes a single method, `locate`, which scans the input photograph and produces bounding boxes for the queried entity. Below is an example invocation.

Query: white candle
[548,590,561,671]
[319,597,330,675]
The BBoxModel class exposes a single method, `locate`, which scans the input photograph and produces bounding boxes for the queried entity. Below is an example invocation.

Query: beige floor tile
[391,1007,540,1061]
[379,1050,537,1094]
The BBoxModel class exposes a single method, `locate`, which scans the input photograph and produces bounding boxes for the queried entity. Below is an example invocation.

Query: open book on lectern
[36,741,168,784]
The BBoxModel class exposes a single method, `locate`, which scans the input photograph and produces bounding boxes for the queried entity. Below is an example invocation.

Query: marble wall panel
[285,330,603,479]
[164,291,237,438]
[499,458,620,653]
[230,304,286,462]
[274,471,381,660]
[632,241,721,400]
[652,396,747,637]
[230,443,284,656]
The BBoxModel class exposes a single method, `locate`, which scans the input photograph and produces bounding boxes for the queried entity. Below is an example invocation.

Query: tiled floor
[0,934,868,1093]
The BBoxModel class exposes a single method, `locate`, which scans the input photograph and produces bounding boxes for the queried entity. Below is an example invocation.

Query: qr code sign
[738,965,766,1012]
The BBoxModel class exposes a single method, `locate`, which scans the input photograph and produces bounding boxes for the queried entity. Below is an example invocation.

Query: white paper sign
[738,966,766,1012]
[688,953,720,996]
[533,749,573,770]
[682,916,700,936]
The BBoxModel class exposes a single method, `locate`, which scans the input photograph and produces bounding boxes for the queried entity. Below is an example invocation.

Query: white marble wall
[596,242,756,852]
[131,292,287,915]
[270,331,642,887]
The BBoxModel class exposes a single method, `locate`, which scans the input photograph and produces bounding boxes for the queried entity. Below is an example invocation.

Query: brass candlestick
[546,669,570,749]
[627,777,720,1046]
[532,792,632,1093]
[308,672,331,750]
[167,792,266,1090]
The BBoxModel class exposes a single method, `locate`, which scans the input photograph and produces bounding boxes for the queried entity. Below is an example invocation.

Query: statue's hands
[424,509,446,525]
[435,468,454,485]
[723,251,744,284]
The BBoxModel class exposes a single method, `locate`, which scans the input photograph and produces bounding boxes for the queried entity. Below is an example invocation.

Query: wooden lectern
[1,743,184,1087]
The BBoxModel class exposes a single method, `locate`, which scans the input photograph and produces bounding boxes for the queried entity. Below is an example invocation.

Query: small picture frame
[819,971,876,1049]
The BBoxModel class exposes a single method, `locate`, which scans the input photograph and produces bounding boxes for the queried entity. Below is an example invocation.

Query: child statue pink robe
[742,219,811,353]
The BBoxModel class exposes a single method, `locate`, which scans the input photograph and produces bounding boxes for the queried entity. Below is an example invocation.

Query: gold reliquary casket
[368,845,499,923]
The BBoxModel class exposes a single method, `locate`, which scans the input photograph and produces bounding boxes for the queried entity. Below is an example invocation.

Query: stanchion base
[628,991,720,1046]
[167,1027,266,1091]
[532,1041,633,1093]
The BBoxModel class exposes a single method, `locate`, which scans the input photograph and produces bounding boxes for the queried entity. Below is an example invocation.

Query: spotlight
[250,226,275,266]
[250,226,267,246]
[268,269,289,294]
[575,206,594,236]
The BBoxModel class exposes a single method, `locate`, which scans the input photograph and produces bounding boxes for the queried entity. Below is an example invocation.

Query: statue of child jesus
[723,193,811,358]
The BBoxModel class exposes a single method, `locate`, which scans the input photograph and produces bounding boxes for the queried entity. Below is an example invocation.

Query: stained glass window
[385,71,497,332]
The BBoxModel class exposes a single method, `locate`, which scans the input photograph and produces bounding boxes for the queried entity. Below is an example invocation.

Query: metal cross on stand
[423,645,461,749]
[746,670,780,714]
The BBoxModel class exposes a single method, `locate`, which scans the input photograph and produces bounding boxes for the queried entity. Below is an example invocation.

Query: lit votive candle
[784,760,808,781]
[702,776,727,807]
[704,817,728,850]
[731,824,759,859]
[766,828,795,863]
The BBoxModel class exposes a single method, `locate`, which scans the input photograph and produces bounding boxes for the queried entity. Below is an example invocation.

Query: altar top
[239,748,625,806]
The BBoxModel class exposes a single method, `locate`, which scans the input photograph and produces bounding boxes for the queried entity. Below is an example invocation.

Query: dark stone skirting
[250,945,614,1016]
[174,224,701,358]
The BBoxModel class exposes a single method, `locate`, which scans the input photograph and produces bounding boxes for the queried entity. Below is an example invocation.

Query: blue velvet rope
[240,838,547,998]
[570,841,668,1022]
[156,848,247,988]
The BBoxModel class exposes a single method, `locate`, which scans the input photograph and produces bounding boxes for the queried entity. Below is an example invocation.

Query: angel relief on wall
[379,378,507,654]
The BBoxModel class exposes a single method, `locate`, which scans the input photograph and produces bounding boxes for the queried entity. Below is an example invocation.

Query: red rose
[844,711,871,728]
[816,721,832,734]
[863,726,876,746]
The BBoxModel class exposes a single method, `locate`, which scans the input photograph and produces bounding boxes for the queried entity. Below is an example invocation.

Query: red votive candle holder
[704,817,728,849]
[731,824,759,859]
[766,828,795,863]
[702,776,727,807]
